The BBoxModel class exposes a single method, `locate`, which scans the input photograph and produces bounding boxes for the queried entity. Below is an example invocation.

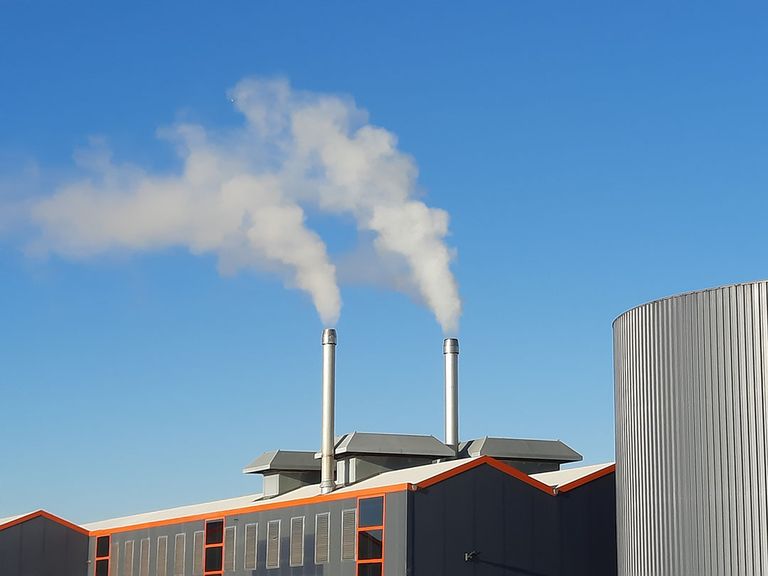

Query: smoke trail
[28,78,461,331]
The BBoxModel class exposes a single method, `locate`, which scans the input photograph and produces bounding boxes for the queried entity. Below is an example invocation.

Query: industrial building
[1,332,617,575]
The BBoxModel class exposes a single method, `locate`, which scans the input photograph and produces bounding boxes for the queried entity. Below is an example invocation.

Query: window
[173,534,185,576]
[266,520,280,569]
[358,497,384,527]
[156,536,168,576]
[123,540,135,576]
[224,526,235,572]
[290,517,304,567]
[95,535,110,576]
[244,523,258,570]
[341,509,356,561]
[139,538,150,576]
[356,496,385,576]
[315,513,330,564]
[204,519,225,576]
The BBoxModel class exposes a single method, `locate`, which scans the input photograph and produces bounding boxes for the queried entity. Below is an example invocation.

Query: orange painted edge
[556,464,616,493]
[0,510,89,536]
[415,456,557,496]
[89,483,412,537]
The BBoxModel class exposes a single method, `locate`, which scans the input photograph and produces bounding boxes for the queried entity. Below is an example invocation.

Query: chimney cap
[443,338,459,354]
[322,328,337,345]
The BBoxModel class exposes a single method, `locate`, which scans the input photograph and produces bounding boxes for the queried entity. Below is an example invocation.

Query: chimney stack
[320,328,337,494]
[443,338,459,454]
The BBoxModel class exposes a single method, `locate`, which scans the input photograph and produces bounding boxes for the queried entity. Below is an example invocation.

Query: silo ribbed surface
[614,281,768,576]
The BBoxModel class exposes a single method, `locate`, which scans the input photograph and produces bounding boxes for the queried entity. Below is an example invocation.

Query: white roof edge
[531,462,615,488]
[0,512,30,527]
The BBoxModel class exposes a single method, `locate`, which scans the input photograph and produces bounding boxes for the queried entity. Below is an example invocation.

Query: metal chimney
[320,328,337,494]
[443,337,459,454]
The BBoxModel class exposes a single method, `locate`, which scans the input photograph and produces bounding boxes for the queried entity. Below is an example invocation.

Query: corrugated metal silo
[614,281,768,575]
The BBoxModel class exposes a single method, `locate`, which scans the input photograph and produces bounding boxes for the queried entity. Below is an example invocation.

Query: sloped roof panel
[461,437,582,462]
[242,450,321,474]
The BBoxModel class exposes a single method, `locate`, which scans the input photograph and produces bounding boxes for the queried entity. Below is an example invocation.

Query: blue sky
[1,2,767,524]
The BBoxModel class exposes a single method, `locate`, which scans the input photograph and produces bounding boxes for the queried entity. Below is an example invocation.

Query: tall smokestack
[320,328,337,494]
[443,337,459,454]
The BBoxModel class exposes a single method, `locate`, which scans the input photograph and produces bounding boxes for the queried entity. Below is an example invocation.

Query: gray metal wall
[409,465,616,576]
[0,515,89,576]
[614,281,768,575]
[99,491,407,576]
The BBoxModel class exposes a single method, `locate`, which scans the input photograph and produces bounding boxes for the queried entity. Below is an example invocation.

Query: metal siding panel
[315,513,329,564]
[341,509,356,561]
[223,526,235,572]
[266,519,280,569]
[243,523,257,570]
[123,540,134,576]
[614,281,768,575]
[192,531,203,576]
[289,517,304,567]
[173,533,185,576]
[111,541,120,576]
[156,536,167,576]
[139,538,150,576]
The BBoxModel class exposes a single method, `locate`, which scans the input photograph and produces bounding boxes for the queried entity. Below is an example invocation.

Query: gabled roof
[83,457,615,536]
[331,432,455,458]
[460,437,582,463]
[0,510,88,535]
[242,450,320,474]
[532,462,615,492]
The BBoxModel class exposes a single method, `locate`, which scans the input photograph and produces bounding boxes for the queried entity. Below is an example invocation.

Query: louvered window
[290,517,304,567]
[266,520,280,568]
[111,542,120,576]
[315,513,330,564]
[123,540,135,576]
[341,509,356,560]
[192,531,204,575]
[173,534,185,576]
[244,523,257,570]
[156,536,168,576]
[224,526,235,572]
[138,538,150,576]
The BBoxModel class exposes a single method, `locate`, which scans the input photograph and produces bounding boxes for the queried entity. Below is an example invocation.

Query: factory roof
[242,450,320,474]
[82,457,615,535]
[0,510,89,535]
[332,432,456,458]
[532,462,615,492]
[460,437,582,463]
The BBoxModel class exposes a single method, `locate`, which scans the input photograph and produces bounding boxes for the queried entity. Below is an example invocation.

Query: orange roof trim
[0,510,89,536]
[416,455,557,495]
[556,463,616,493]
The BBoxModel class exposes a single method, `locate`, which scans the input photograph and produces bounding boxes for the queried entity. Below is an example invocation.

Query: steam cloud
[29,78,461,331]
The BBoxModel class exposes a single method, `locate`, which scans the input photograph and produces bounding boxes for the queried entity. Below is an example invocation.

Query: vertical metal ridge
[614,281,768,575]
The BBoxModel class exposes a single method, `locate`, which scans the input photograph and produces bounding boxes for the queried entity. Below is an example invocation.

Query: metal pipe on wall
[320,328,337,494]
[443,338,459,454]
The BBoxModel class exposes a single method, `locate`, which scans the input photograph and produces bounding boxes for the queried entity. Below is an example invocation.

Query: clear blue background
[1,2,767,523]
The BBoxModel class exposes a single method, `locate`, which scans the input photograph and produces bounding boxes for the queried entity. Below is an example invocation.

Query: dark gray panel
[0,515,89,576]
[557,475,617,576]
[410,464,616,576]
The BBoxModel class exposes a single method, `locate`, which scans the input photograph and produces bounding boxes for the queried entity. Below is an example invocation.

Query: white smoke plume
[29,78,461,331]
